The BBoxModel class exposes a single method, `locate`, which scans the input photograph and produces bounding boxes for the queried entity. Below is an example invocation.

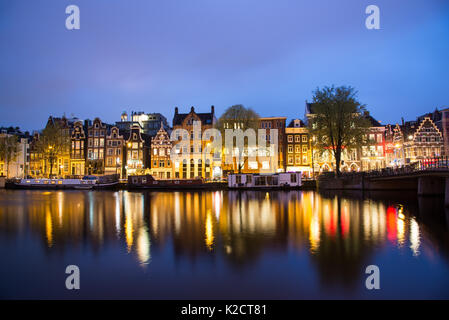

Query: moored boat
[11,178,96,189]
[127,174,224,190]
[228,172,302,190]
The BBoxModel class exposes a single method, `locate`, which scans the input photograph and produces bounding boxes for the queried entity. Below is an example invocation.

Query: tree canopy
[308,86,370,176]
[0,134,20,177]
[216,104,260,173]
[35,123,70,177]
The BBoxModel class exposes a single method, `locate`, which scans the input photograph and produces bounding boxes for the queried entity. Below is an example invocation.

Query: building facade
[70,120,86,176]
[259,117,286,173]
[117,111,170,137]
[105,126,124,176]
[172,106,218,179]
[360,115,386,171]
[86,118,107,175]
[0,133,29,178]
[391,117,443,166]
[150,123,173,179]
[285,119,312,176]
[124,124,150,176]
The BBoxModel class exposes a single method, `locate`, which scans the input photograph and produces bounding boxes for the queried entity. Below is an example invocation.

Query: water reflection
[0,189,448,298]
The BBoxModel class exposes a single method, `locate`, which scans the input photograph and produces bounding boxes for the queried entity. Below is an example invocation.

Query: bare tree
[308,86,370,177]
[0,134,20,178]
[216,104,260,173]
[35,124,70,178]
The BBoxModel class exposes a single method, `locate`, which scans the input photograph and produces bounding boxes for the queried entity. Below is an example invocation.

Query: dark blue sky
[1,0,448,131]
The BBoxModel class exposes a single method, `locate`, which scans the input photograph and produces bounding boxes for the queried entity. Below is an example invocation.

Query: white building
[0,133,29,178]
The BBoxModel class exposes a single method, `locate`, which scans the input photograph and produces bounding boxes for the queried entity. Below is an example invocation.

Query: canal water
[0,189,449,299]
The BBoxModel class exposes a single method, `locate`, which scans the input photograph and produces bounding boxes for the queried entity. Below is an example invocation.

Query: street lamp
[311,136,316,178]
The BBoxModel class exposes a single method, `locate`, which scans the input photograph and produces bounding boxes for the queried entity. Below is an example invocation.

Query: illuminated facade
[70,120,86,176]
[285,119,312,176]
[124,124,150,176]
[360,116,386,171]
[150,123,173,179]
[172,106,219,179]
[105,126,124,176]
[259,117,286,172]
[86,118,107,175]
[391,117,443,166]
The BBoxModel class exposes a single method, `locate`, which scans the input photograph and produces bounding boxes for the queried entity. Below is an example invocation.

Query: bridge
[317,157,449,206]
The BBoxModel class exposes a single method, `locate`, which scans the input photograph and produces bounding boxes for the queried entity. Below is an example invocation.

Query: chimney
[175,107,178,115]
[191,106,195,113]
[211,105,215,114]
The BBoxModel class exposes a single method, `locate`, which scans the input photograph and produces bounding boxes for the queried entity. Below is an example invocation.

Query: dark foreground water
[1,189,449,299]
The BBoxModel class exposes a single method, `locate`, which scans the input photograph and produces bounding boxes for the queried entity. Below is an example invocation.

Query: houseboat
[12,178,96,189]
[11,175,119,190]
[228,172,302,189]
[127,174,225,190]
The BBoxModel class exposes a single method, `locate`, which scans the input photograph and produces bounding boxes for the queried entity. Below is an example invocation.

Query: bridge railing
[320,157,449,180]
[418,156,449,170]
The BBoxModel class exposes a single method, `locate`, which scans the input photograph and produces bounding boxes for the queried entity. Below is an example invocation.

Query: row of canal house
[19,104,449,180]
[29,116,153,178]
[385,109,446,167]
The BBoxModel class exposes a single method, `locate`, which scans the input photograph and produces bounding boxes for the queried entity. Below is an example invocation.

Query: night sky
[1,0,448,132]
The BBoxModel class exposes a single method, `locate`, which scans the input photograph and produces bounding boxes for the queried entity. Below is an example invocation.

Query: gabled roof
[173,106,215,126]
[364,114,382,127]
[287,119,305,128]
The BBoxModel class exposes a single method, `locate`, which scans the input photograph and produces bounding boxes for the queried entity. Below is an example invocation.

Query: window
[302,146,308,153]
[295,135,300,143]
[288,145,293,153]
[295,145,300,153]
[287,135,293,142]
[288,155,293,164]
[303,155,308,164]
[295,155,300,164]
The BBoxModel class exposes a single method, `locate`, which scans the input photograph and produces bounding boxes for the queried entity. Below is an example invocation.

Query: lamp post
[48,145,53,178]
[311,136,316,178]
